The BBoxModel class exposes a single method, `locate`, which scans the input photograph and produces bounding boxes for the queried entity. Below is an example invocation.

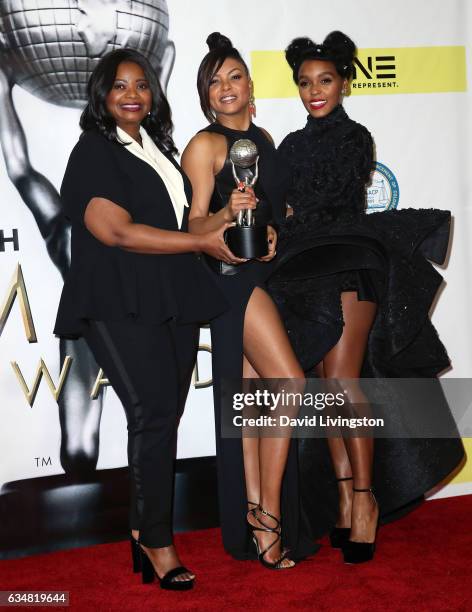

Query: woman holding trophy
[182,33,316,568]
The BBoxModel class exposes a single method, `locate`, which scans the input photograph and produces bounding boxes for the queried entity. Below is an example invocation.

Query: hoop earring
[249,83,256,118]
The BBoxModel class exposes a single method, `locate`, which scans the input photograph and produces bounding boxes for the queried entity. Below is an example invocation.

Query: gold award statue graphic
[0,0,175,476]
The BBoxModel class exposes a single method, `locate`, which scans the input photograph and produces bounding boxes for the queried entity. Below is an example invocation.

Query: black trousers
[83,318,199,548]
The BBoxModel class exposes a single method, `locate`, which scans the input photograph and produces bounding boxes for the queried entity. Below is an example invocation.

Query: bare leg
[315,362,355,528]
[322,292,378,543]
[242,357,261,510]
[327,438,354,528]
[242,287,304,566]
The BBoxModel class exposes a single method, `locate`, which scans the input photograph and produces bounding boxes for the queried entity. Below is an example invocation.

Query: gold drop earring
[249,81,256,118]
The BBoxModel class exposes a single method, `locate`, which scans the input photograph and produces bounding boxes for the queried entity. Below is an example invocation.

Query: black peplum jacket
[54,129,227,339]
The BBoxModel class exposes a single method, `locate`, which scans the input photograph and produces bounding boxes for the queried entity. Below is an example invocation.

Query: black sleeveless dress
[267,106,464,536]
[199,122,317,560]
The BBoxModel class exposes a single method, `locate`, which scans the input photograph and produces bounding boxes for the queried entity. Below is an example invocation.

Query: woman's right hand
[198,222,247,265]
[223,187,258,221]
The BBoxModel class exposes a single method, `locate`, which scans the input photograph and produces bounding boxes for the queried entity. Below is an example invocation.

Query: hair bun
[323,31,356,64]
[285,37,316,69]
[285,31,356,82]
[206,32,233,52]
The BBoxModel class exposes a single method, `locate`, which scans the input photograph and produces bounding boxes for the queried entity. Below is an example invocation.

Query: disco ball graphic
[0,0,170,108]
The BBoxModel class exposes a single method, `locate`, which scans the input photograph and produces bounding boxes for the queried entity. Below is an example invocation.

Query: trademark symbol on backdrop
[34,457,52,467]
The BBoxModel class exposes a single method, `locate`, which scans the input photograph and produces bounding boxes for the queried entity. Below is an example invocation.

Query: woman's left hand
[258,225,277,262]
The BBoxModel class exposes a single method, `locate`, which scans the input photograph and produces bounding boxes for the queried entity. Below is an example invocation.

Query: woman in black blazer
[54,49,231,591]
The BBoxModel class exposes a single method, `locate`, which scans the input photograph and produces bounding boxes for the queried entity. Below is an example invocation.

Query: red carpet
[1,495,471,611]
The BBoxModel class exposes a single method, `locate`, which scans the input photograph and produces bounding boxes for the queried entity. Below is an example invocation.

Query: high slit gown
[199,121,318,560]
[267,105,464,537]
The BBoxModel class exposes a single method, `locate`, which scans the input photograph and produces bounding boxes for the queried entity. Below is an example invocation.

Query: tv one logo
[352,55,398,90]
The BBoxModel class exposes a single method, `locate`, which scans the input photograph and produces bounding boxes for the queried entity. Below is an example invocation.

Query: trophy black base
[226,225,268,259]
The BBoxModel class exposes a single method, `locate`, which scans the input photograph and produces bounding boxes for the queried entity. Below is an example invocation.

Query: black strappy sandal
[329,476,353,549]
[342,487,379,564]
[247,506,295,570]
[140,547,195,590]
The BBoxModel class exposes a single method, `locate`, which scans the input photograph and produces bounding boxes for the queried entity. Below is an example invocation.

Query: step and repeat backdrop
[0,0,470,531]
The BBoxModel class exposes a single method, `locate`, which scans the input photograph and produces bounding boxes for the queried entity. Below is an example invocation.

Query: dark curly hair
[197,32,249,123]
[285,31,356,83]
[80,48,177,155]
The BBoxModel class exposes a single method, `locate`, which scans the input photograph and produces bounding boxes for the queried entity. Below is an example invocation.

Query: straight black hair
[197,33,249,123]
[80,48,177,155]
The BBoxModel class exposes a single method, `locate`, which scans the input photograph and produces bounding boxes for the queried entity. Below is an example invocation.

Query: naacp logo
[367,162,399,213]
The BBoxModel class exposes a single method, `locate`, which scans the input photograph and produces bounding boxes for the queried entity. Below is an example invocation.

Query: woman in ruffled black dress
[268,32,464,563]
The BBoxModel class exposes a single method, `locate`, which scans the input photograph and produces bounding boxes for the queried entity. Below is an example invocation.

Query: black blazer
[54,129,227,338]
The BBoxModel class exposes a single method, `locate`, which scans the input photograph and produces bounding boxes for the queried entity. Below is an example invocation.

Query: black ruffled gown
[268,105,464,536]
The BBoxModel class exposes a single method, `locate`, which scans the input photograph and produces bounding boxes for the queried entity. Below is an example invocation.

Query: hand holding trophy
[225,138,269,259]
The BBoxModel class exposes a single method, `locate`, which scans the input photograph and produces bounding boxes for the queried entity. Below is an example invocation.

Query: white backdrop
[0,0,470,493]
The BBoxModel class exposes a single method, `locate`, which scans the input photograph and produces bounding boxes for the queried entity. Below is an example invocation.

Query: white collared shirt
[116,125,188,229]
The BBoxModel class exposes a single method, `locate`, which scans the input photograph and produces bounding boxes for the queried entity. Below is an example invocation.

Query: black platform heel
[342,487,379,564]
[139,547,195,590]
[329,476,353,549]
[247,506,295,570]
[130,535,141,573]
